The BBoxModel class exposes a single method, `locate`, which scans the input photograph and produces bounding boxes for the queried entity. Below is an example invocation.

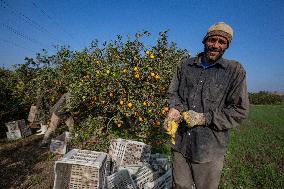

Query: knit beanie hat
[202,22,233,44]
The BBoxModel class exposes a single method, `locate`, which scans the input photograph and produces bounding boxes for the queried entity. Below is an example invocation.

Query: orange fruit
[150,72,155,77]
[155,75,160,80]
[134,73,140,78]
[122,69,127,74]
[127,102,133,108]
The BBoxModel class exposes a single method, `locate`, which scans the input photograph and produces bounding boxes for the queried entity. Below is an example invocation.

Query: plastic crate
[133,165,159,189]
[53,149,110,189]
[149,153,171,174]
[109,138,151,168]
[5,121,19,133]
[50,132,70,155]
[107,169,137,189]
[27,105,37,123]
[5,119,31,137]
[143,169,172,189]
[6,130,22,140]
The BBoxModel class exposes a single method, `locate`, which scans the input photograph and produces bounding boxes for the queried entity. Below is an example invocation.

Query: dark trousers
[172,150,224,189]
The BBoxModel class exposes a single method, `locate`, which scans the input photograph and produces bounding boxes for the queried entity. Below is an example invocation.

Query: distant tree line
[249,91,283,105]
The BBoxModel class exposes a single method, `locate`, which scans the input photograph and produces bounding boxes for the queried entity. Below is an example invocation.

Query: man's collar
[189,52,228,69]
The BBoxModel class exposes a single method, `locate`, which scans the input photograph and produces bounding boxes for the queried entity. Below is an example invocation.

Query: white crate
[109,138,151,168]
[6,130,22,140]
[50,140,67,155]
[144,169,172,189]
[133,165,159,189]
[53,149,110,189]
[5,121,19,132]
[27,105,37,123]
[107,169,137,189]
[50,132,70,155]
[5,119,31,138]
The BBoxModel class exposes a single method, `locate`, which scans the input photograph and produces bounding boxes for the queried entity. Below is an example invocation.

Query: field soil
[0,135,58,189]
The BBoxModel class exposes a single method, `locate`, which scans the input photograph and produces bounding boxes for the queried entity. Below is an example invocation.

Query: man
[166,22,249,189]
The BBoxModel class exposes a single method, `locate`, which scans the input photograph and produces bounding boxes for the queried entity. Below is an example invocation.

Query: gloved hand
[163,108,181,145]
[182,110,205,128]
[163,118,179,145]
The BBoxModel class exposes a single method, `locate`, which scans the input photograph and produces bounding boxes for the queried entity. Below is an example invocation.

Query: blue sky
[0,0,283,92]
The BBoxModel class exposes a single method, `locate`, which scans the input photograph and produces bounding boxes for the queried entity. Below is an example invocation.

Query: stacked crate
[106,169,137,189]
[53,149,111,189]
[108,138,151,172]
[5,119,31,140]
[133,165,159,189]
[52,138,172,189]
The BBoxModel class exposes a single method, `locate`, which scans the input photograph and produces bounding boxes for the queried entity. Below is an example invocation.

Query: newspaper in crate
[118,163,144,175]
[53,149,109,189]
[109,138,151,167]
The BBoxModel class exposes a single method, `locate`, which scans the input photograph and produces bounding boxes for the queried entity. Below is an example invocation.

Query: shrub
[249,91,283,105]
[2,30,189,149]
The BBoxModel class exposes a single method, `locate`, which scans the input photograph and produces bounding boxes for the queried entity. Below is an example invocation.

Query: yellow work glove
[182,110,206,128]
[163,118,179,145]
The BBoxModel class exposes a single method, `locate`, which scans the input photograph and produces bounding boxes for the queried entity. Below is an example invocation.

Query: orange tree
[13,31,189,151]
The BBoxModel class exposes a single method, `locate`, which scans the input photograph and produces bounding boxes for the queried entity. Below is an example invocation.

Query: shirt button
[193,105,196,108]
[200,80,203,83]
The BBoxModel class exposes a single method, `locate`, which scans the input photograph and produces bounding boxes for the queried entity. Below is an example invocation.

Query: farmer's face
[204,36,228,63]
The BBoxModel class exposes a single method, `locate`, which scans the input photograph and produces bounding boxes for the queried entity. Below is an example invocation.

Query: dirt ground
[0,134,60,189]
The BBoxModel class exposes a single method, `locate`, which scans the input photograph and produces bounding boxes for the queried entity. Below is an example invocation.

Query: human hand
[182,110,205,128]
[167,108,181,122]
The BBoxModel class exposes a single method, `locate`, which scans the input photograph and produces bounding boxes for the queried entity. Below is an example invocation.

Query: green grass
[219,105,284,189]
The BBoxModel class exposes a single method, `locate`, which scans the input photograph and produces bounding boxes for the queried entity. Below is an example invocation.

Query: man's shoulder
[222,58,246,74]
[180,56,196,65]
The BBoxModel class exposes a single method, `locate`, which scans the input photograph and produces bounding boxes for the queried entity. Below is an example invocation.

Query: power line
[1,23,54,52]
[31,1,74,40]
[0,0,63,45]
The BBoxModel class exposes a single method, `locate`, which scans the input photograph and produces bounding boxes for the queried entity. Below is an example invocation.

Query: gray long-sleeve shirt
[167,53,249,163]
